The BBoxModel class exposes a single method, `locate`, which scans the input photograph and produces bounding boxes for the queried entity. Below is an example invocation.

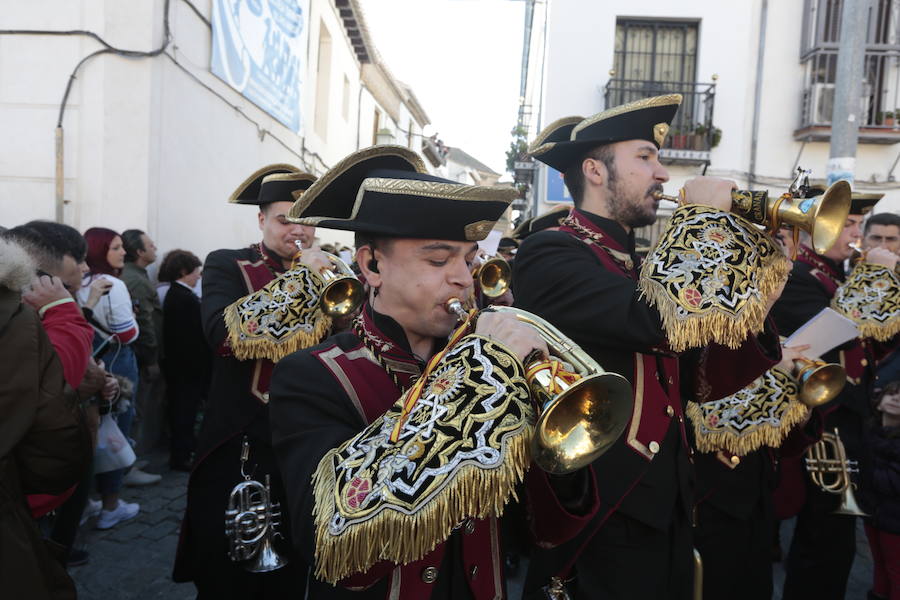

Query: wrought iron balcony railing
[604,79,718,164]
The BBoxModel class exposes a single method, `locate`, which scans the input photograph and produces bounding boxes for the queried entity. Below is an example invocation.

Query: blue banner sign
[211,0,308,132]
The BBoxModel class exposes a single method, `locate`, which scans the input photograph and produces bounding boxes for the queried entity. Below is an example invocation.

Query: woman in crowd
[77,227,141,529]
[158,250,209,472]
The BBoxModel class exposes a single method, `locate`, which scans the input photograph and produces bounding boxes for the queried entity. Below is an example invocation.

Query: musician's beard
[607,177,660,229]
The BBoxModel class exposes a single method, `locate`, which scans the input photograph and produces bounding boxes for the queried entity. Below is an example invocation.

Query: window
[799,0,900,127]
[613,19,699,90]
[314,22,332,139]
[372,109,381,145]
[341,75,350,122]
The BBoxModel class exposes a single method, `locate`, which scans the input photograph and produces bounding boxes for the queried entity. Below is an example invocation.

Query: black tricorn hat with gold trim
[288,145,427,221]
[526,116,583,174]
[229,164,311,205]
[292,169,516,241]
[851,192,884,215]
[529,94,682,172]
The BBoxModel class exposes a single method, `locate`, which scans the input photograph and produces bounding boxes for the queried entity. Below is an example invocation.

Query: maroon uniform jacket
[512,208,781,591]
[269,304,600,599]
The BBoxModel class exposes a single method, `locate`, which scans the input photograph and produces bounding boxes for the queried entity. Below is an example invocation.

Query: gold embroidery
[465,220,497,241]
[527,115,584,156]
[653,123,670,147]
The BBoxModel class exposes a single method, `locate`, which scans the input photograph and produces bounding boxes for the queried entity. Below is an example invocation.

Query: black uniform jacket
[270,307,517,600]
[162,281,210,385]
[512,210,780,580]
[174,244,302,586]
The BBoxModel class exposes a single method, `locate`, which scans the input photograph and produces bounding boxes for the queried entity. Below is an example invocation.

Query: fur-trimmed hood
[0,238,35,292]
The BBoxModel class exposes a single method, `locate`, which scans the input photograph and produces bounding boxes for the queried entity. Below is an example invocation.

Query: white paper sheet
[478,229,503,256]
[784,307,859,358]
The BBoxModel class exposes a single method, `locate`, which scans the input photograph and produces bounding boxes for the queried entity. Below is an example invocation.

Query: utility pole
[827,0,872,186]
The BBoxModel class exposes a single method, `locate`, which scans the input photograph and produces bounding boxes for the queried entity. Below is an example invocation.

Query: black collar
[577,210,636,254]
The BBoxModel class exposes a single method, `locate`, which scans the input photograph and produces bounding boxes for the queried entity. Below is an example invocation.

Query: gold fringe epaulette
[831,262,900,342]
[224,265,332,361]
[310,335,534,584]
[639,205,791,352]
[687,368,808,456]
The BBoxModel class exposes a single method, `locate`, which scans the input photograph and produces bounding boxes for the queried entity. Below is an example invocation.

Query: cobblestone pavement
[69,453,874,599]
[70,452,194,600]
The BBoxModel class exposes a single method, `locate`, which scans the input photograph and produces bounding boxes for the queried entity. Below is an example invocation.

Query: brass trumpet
[794,358,847,407]
[473,255,512,299]
[805,427,869,516]
[653,168,851,254]
[318,253,365,317]
[446,299,633,475]
[294,242,365,317]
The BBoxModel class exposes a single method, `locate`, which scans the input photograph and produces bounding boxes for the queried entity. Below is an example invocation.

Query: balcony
[604,79,718,165]
[794,82,900,144]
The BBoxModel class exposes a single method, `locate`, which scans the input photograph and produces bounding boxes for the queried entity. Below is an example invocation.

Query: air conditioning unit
[809,83,836,124]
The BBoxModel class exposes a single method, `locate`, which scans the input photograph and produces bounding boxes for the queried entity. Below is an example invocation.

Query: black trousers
[568,510,694,600]
[693,502,773,600]
[781,483,858,600]
[167,377,204,465]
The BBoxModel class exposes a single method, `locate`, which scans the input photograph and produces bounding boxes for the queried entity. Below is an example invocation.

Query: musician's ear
[357,245,382,288]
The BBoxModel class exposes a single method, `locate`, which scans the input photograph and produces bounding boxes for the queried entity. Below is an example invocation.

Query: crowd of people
[3,92,900,600]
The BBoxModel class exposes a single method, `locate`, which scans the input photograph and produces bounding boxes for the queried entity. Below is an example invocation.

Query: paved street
[69,452,874,599]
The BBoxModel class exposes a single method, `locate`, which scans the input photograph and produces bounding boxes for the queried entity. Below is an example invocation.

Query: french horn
[446,299,633,474]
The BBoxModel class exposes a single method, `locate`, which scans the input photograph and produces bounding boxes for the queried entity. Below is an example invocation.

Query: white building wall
[531,0,900,216]
[0,0,428,260]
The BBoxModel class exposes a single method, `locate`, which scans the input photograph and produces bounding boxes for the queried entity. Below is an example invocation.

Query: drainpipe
[748,0,768,190]
[55,127,64,222]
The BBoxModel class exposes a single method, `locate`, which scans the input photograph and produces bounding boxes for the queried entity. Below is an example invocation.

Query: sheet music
[784,307,859,359]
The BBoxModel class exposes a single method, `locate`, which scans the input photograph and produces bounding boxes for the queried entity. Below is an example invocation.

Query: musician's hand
[682,176,736,212]
[776,344,811,373]
[475,312,548,363]
[296,245,332,275]
[865,246,899,270]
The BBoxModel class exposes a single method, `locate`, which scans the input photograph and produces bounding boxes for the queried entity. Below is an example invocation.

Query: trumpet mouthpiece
[445,298,467,318]
[652,190,679,202]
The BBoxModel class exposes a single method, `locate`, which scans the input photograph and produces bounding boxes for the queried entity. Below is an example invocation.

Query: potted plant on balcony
[877,111,885,126]
[710,126,722,148]
[693,123,708,150]
[886,111,896,127]
[671,128,685,149]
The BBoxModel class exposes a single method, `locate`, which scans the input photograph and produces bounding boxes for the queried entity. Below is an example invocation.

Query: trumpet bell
[321,275,365,317]
[834,484,869,517]
[530,369,633,475]
[797,361,847,407]
[780,180,851,255]
[476,257,511,299]
[246,534,290,573]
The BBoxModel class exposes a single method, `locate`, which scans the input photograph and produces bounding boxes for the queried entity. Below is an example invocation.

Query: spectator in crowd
[0,237,92,599]
[865,213,900,389]
[158,249,209,472]
[865,383,900,600]
[77,227,142,529]
[120,229,164,486]
[3,221,114,563]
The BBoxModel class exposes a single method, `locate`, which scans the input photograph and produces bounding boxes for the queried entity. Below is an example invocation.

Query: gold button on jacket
[421,566,439,584]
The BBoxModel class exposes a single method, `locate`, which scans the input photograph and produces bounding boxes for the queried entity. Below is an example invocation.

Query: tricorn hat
[288,145,427,222]
[529,94,682,172]
[229,164,315,205]
[850,192,884,215]
[289,147,516,242]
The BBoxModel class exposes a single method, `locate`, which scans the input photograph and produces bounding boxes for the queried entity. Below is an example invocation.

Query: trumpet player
[513,95,785,600]
[173,165,322,597]
[772,195,900,600]
[269,146,600,599]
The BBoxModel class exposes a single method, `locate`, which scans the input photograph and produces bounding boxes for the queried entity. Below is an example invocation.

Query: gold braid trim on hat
[527,115,584,156]
[359,178,519,203]
[572,94,683,137]
[228,163,300,203]
[687,368,808,456]
[223,265,332,361]
[311,334,533,584]
[638,204,792,352]
[288,145,428,220]
[831,262,900,341]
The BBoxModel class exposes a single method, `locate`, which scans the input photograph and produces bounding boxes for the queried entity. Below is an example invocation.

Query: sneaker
[80,498,102,525]
[95,500,140,530]
[133,458,149,471]
[67,548,90,567]
[124,468,162,487]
